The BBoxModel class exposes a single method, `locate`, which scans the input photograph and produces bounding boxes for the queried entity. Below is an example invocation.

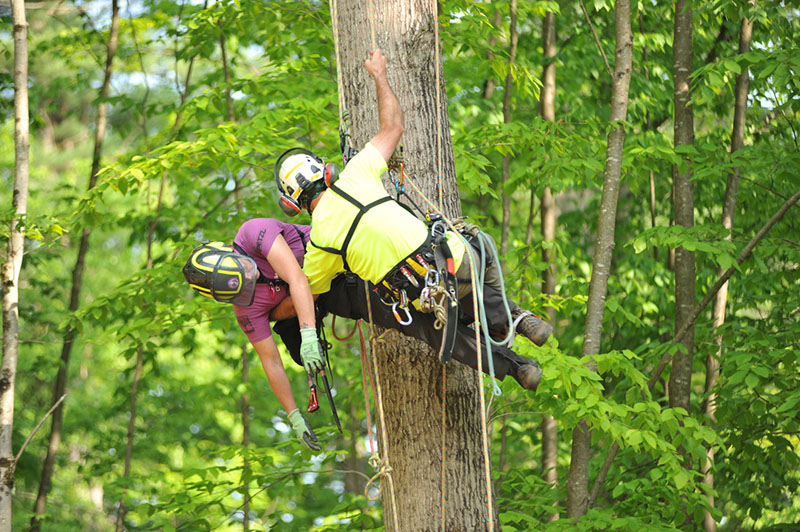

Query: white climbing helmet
[274,147,338,215]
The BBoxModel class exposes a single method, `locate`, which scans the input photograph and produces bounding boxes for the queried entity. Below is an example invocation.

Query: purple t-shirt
[232,218,310,343]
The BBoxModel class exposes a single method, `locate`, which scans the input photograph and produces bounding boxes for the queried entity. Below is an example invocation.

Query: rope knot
[364,455,394,502]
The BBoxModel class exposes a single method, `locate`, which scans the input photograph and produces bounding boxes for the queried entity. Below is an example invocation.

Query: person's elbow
[287,270,311,291]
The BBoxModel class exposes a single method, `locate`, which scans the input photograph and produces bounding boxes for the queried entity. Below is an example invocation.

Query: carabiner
[392,302,413,326]
[425,269,440,288]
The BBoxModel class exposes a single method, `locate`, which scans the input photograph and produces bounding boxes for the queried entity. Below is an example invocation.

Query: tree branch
[578,0,612,81]
[15,395,67,463]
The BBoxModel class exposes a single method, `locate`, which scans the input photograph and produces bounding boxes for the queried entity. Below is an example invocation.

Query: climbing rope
[432,0,445,210]
[429,7,453,529]
[329,0,346,127]
[363,282,400,530]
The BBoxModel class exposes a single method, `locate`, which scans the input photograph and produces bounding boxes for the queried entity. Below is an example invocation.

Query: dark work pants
[273,273,532,381]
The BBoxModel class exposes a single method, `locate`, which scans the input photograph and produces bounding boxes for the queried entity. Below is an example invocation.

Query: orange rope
[331,315,359,341]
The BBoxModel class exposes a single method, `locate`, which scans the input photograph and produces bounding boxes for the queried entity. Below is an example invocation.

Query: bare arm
[271,291,320,322]
[365,48,404,162]
[251,336,298,414]
[267,234,316,330]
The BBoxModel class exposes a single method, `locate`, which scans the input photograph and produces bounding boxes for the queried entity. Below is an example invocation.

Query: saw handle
[307,376,320,413]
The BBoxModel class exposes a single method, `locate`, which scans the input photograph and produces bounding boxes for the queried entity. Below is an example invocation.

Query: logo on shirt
[256,229,266,251]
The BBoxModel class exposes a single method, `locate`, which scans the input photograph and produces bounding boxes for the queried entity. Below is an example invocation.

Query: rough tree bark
[668,0,696,414]
[702,7,754,531]
[565,0,632,518]
[30,2,120,529]
[539,8,559,522]
[334,1,496,530]
[499,0,518,266]
[0,1,30,528]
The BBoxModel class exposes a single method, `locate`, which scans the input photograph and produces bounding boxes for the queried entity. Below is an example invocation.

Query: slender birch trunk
[566,0,632,518]
[0,1,30,528]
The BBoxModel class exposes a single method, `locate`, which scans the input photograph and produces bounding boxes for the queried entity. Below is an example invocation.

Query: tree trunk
[499,0,518,269]
[539,8,559,522]
[30,3,120,529]
[241,345,251,531]
[334,1,496,530]
[482,7,503,99]
[115,348,143,531]
[0,1,30,528]
[566,0,632,518]
[702,7,753,531]
[668,0,695,414]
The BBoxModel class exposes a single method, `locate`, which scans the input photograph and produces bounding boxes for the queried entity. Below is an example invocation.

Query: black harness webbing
[308,183,392,272]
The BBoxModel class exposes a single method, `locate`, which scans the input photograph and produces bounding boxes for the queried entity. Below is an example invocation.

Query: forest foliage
[1,0,799,530]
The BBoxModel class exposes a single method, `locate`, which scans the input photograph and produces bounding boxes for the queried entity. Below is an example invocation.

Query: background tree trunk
[335,1,495,529]
[566,0,632,518]
[30,2,120,528]
[668,0,696,414]
[482,6,503,99]
[539,8,559,523]
[241,345,251,531]
[702,7,754,531]
[0,1,30,528]
[499,0,518,267]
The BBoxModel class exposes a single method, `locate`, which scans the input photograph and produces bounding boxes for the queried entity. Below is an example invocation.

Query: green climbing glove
[288,408,322,451]
[299,327,324,376]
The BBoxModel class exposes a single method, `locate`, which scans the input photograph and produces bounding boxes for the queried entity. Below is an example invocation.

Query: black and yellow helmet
[182,243,258,306]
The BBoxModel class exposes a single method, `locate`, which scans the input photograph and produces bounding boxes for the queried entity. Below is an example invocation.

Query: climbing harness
[308,183,393,272]
[307,180,459,362]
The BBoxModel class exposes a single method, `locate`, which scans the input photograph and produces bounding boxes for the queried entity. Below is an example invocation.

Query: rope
[331,314,359,341]
[430,6,452,529]
[432,0,445,209]
[439,362,448,531]
[367,0,377,50]
[363,281,400,530]
[329,0,346,125]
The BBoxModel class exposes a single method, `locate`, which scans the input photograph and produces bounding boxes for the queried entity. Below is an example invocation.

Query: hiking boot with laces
[512,309,553,347]
[514,362,543,392]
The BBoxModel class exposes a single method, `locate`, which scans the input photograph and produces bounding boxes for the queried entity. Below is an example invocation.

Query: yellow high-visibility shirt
[303,142,464,294]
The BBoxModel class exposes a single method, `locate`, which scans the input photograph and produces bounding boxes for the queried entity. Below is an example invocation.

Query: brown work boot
[512,309,553,346]
[514,362,543,392]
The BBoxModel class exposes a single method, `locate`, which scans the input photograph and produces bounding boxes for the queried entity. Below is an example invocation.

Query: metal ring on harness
[391,302,413,325]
